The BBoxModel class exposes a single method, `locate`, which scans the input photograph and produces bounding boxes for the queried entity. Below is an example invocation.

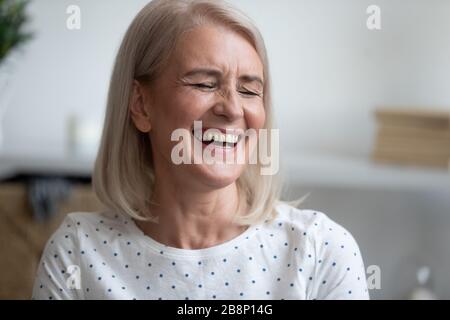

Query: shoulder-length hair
[93,0,305,226]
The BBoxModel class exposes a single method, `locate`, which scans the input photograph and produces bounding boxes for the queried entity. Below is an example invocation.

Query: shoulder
[274,201,363,260]
[273,201,349,237]
[32,210,130,299]
[273,202,369,299]
[43,210,134,253]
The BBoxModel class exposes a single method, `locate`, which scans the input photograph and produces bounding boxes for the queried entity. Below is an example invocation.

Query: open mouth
[191,127,243,149]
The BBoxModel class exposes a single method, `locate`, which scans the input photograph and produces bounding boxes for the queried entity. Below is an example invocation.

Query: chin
[192,163,245,189]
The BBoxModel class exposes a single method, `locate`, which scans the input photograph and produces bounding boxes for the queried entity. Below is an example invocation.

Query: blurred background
[1,0,449,299]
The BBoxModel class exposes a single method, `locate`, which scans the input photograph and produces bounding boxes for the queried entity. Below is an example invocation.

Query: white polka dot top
[31,202,369,300]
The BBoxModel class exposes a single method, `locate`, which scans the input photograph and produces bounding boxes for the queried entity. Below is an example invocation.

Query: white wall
[2,0,450,157]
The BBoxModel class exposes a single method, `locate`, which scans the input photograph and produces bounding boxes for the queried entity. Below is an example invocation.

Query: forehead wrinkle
[175,44,263,84]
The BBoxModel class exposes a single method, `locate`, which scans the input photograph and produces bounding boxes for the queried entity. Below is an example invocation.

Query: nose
[212,87,244,122]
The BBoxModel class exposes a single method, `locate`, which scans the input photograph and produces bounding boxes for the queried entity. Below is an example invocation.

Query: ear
[130,79,152,133]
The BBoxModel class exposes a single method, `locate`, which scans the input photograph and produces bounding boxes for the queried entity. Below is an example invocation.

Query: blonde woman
[32,0,369,300]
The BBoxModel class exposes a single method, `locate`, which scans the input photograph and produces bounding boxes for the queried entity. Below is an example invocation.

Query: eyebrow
[182,68,264,86]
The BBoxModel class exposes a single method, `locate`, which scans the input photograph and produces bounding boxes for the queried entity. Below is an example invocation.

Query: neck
[135,172,247,250]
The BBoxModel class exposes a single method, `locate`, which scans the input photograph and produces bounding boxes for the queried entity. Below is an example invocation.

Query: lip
[192,126,245,135]
[190,126,244,148]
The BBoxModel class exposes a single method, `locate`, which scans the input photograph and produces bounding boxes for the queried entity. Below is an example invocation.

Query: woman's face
[134,24,265,190]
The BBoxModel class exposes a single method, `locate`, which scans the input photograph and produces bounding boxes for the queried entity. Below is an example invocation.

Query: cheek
[245,101,266,130]
[165,90,211,126]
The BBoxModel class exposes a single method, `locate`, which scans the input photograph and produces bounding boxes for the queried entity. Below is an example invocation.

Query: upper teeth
[194,131,239,143]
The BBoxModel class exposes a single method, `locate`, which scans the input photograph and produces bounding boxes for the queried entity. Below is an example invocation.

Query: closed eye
[239,90,260,97]
[192,83,216,89]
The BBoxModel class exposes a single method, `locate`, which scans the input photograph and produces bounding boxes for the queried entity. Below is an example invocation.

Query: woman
[32,0,369,300]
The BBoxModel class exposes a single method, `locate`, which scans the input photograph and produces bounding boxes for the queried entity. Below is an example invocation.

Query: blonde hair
[93,0,306,226]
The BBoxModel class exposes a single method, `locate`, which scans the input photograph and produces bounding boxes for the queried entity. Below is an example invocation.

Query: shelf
[0,145,95,180]
[282,153,450,191]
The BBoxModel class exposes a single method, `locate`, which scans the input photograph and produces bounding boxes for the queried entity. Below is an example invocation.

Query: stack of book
[372,107,450,169]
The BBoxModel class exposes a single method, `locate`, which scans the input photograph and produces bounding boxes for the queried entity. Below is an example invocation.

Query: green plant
[0,0,33,66]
